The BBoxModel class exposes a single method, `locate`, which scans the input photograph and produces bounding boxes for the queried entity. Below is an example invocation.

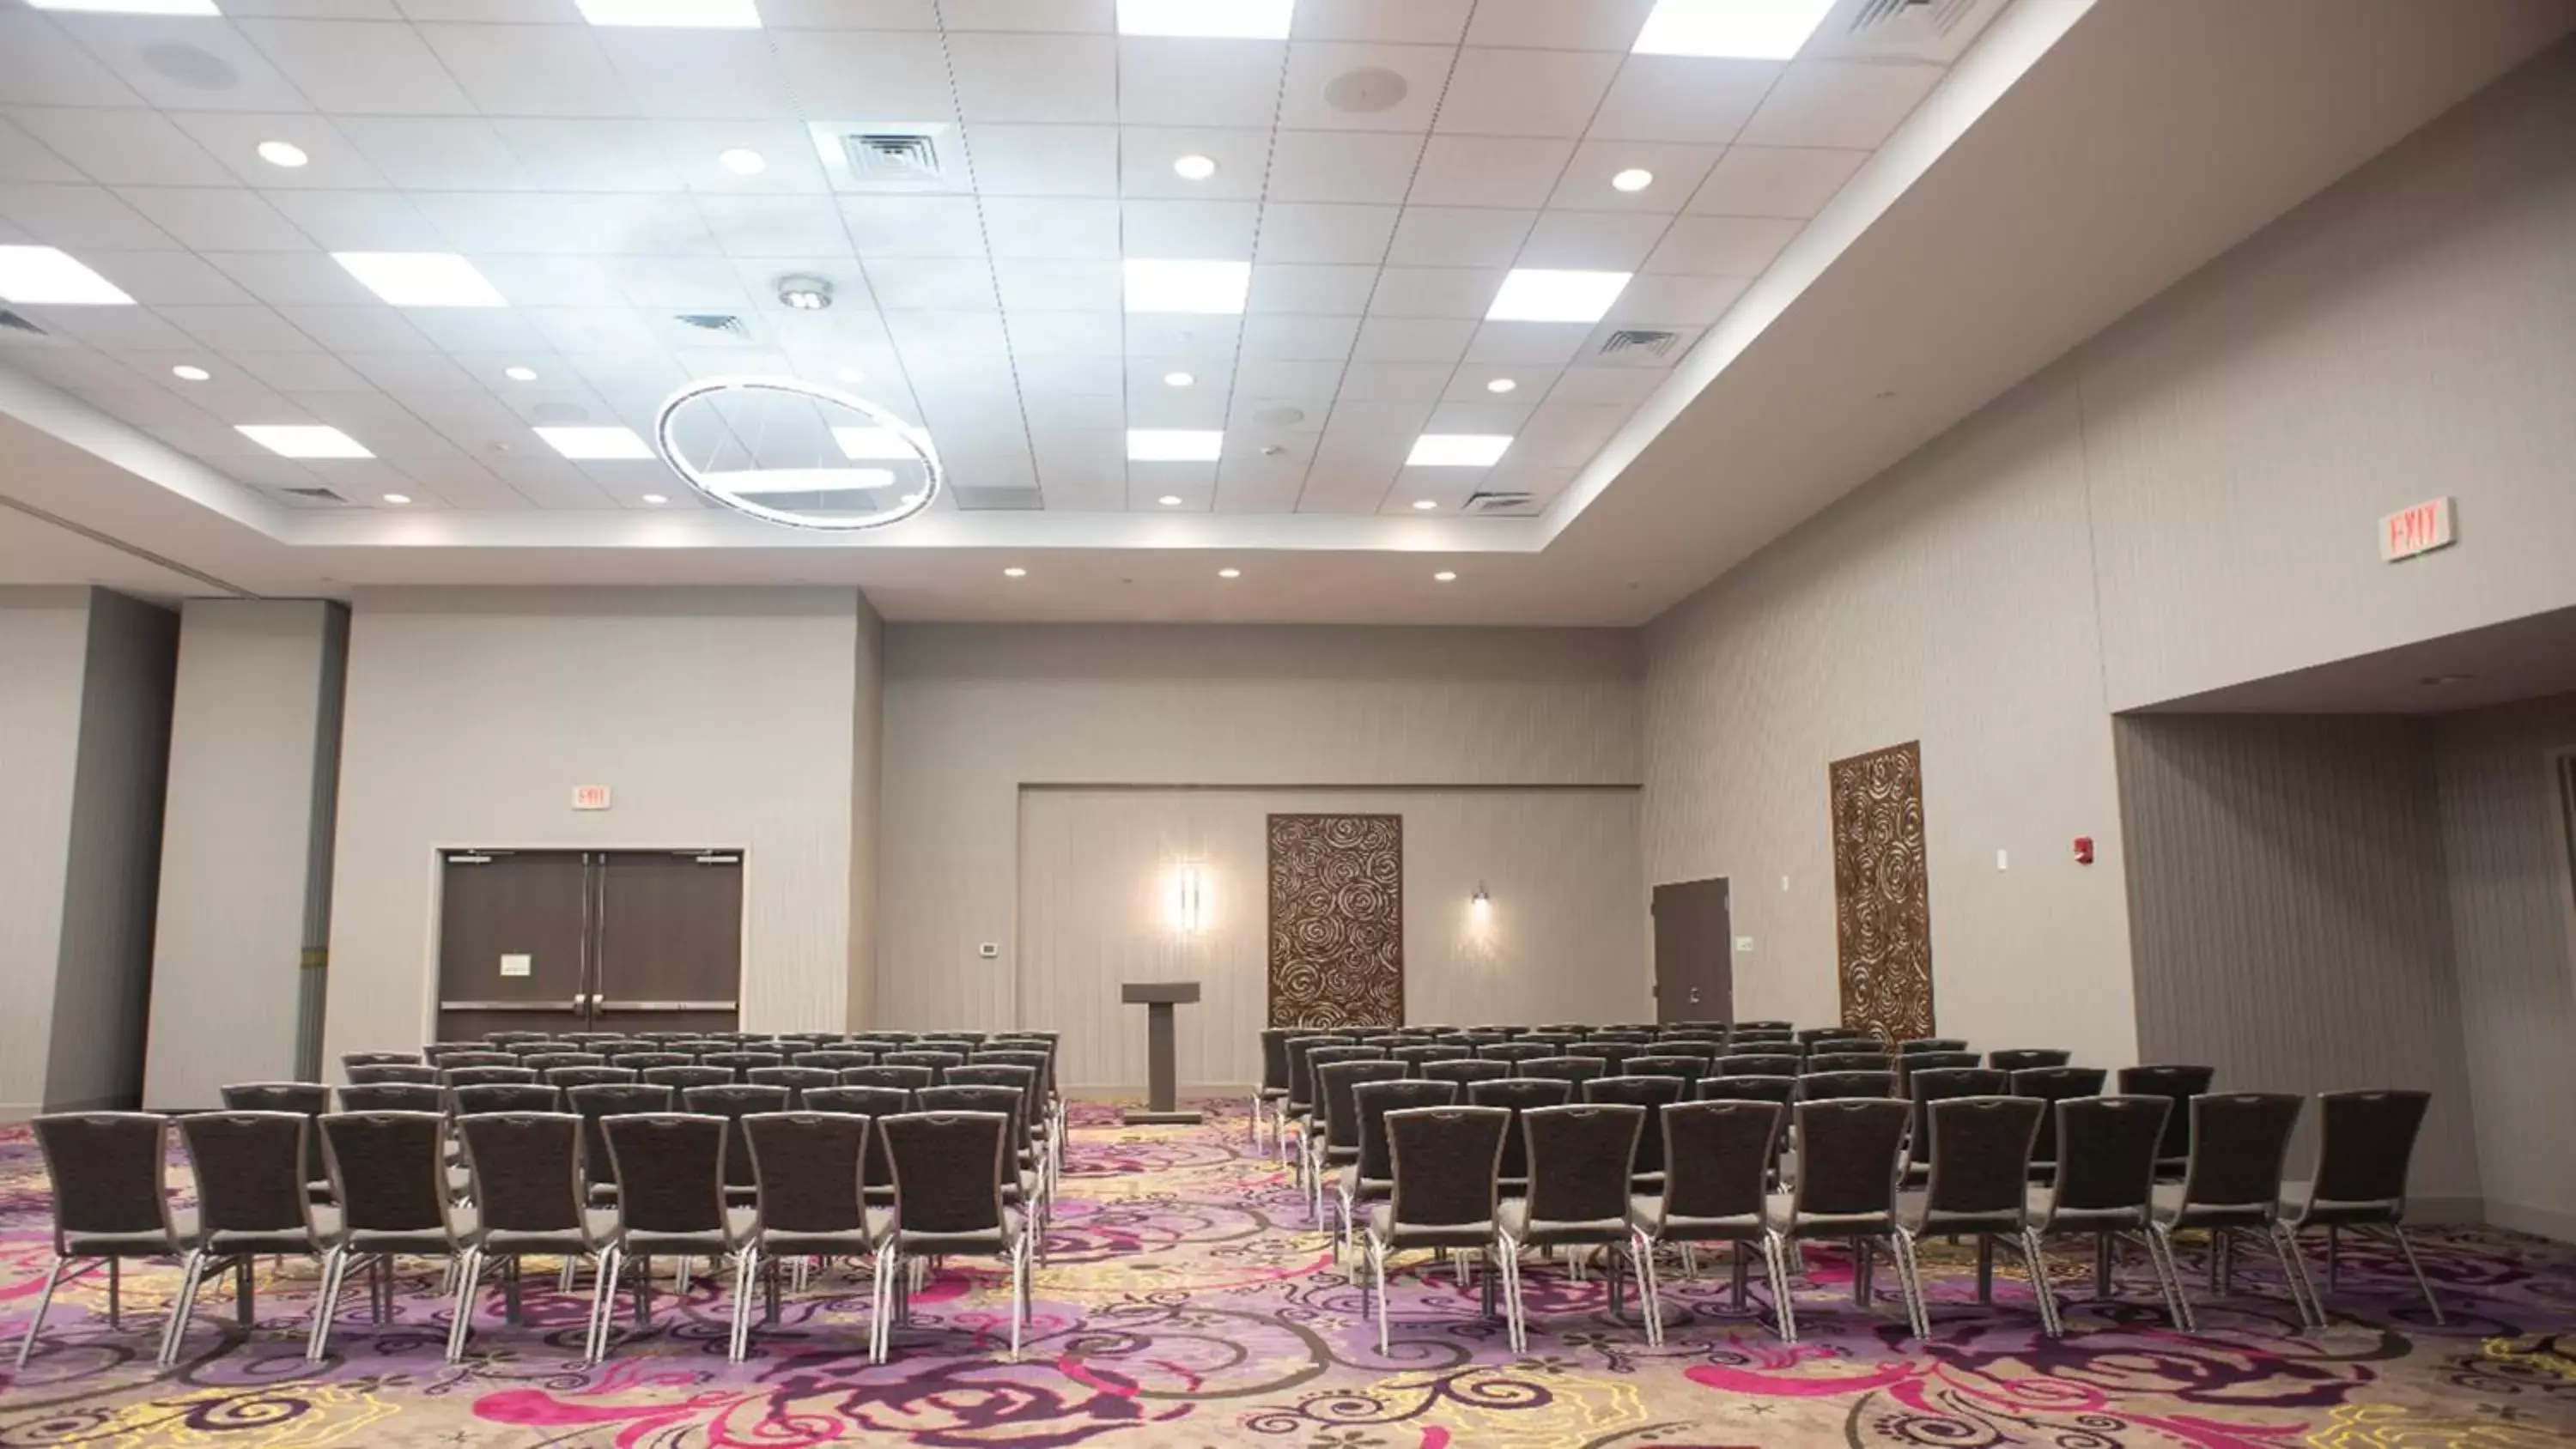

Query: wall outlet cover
[977,943,1000,960]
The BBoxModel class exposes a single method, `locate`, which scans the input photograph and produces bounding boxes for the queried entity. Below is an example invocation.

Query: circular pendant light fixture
[653,375,942,531]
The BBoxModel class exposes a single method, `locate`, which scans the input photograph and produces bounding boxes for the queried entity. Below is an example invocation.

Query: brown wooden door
[592,852,743,1039]
[1651,876,1731,1026]
[435,851,591,1041]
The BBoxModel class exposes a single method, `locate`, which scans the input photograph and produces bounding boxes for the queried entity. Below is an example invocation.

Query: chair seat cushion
[1367,1203,1497,1250]
[1631,1196,1761,1240]
[896,1207,1023,1256]
[2153,1181,2273,1228]
[1498,1200,1630,1246]
[2276,1185,2403,1227]
[67,1207,197,1256]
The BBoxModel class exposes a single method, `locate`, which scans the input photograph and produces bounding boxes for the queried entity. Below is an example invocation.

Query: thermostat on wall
[978,943,999,960]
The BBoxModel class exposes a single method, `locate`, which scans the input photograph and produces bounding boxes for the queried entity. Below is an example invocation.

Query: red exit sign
[2380,496,2455,561]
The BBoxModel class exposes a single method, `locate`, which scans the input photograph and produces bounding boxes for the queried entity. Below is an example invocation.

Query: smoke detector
[777,275,833,312]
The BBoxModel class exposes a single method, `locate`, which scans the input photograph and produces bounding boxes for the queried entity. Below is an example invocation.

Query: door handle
[1689,987,1701,1003]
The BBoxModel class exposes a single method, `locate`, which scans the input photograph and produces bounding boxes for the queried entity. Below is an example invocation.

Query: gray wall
[2431,693,2576,1238]
[0,588,90,1118]
[2114,715,2482,1207]
[879,624,1644,1040]
[850,593,884,1029]
[143,600,348,1109]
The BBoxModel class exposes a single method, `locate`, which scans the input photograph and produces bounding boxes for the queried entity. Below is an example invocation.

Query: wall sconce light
[1470,882,1491,913]
[1168,864,1208,935]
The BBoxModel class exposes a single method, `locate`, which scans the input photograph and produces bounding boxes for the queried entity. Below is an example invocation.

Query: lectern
[1120,980,1202,1125]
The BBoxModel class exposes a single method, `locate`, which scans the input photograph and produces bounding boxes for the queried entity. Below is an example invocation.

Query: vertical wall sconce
[1168,863,1209,935]
[1470,881,1492,919]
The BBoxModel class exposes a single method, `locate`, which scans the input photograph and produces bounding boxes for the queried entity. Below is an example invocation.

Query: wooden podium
[1121,980,1202,1125]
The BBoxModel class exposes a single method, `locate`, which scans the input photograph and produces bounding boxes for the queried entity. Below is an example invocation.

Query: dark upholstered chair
[2030,1094,2182,1334]
[2152,1094,2313,1331]
[1897,1095,2047,1337]
[732,1112,883,1362]
[2117,1064,2215,1175]
[453,1112,611,1363]
[1467,1076,1571,1195]
[167,1112,335,1365]
[2279,1088,2440,1322]
[1765,1099,1917,1343]
[1631,1100,1783,1336]
[1363,1106,1512,1355]
[598,1113,744,1359]
[1498,1103,1649,1352]
[876,1112,1030,1362]
[20,1113,194,1370]
[310,1111,463,1360]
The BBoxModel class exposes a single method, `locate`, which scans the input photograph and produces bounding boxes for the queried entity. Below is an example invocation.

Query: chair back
[1522,1055,1608,1085]
[1300,1045,1382,1109]
[1475,1041,1552,1064]
[342,1082,446,1113]
[1799,1070,1894,1100]
[1384,1106,1508,1230]
[1581,1074,1684,1178]
[884,1051,963,1076]
[747,1065,839,1103]
[342,1051,420,1069]
[221,1082,330,1181]
[1908,1067,2010,1165]
[920,1085,1027,1160]
[1624,1054,1704,1082]
[2116,1064,2215,1162]
[916,1038,978,1057]
[1898,1038,1968,1056]
[682,1084,793,1188]
[32,1113,173,1248]
[457,1112,586,1234]
[1989,1048,2072,1074]
[486,1031,551,1046]
[1733,1020,1793,1033]
[180,1112,309,1236]
[794,1050,876,1071]
[1921,1096,2044,1218]
[1660,1100,1780,1221]
[2011,1066,2109,1163]
[442,1065,538,1088]
[1896,1051,1982,1088]
[1698,1074,1795,1105]
[1317,1060,1406,1149]
[613,1052,691,1071]
[1718,1053,1801,1076]
[841,1064,936,1092]
[1809,1052,1892,1074]
[545,1065,635,1090]
[604,1113,728,1234]
[1467,1076,1571,1182]
[2049,1095,2169,1214]
[2308,1088,2430,1210]
[567,1082,674,1186]
[435,1052,514,1069]
[523,1052,605,1071]
[453,1082,560,1116]
[1282,1035,1340,1105]
[347,1063,438,1085]
[2178,1093,2304,1210]
[1391,1044,1470,1071]
[744,1113,871,1235]
[1576,1040,1643,1074]
[1520,1104,1643,1228]
[1789,1099,1910,1218]
[883,1112,1011,1236]
[945,1064,1041,1136]
[1352,1079,1457,1181]
[1419,1058,1509,1088]
[973,1050,1054,1112]
[702,1051,785,1078]
[320,1112,448,1234]
[805,1086,909,1192]
[1256,1028,1296,1091]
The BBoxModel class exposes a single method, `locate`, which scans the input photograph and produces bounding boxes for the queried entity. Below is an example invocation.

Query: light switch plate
[1996,848,2010,871]
[977,943,1000,960]
[1735,936,1754,953]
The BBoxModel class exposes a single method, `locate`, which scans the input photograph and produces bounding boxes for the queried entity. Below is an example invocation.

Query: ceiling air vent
[951,484,1043,512]
[811,123,958,192]
[1463,490,1537,516]
[1824,0,1997,63]
[283,486,350,504]
[0,308,46,337]
[1581,324,1704,368]
[673,312,750,338]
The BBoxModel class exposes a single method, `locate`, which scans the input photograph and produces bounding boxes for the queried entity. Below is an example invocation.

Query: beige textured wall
[0,589,90,1118]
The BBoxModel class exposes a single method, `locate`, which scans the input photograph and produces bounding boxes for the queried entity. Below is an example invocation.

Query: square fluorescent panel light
[576,0,760,25]
[1127,429,1224,462]
[1116,0,1291,39]
[333,252,505,307]
[1633,0,1838,59]
[1485,269,1631,323]
[534,426,654,461]
[0,246,134,306]
[1123,258,1251,315]
[831,426,923,461]
[237,425,372,459]
[25,0,219,12]
[1407,433,1513,468]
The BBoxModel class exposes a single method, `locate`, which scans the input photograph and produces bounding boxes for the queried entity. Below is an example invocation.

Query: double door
[435,849,743,1041]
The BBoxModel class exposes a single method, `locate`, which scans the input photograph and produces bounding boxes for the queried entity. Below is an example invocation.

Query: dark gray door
[1651,877,1732,1026]
[435,851,591,1041]
[592,852,744,1039]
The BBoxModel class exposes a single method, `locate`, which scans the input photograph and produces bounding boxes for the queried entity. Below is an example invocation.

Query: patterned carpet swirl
[3,1105,2573,1447]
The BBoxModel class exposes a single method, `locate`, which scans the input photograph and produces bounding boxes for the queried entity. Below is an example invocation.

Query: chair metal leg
[2150,1225,2196,1332]
[1632,1229,1664,1348]
[160,1250,210,1367]
[584,1248,617,1365]
[2269,1222,2323,1331]
[445,1247,481,1364]
[727,1247,756,1364]
[234,1256,255,1327]
[2325,1224,2340,1294]
[305,1247,347,1361]
[2387,1225,2445,1325]
[1976,1234,1995,1304]
[1009,1239,1028,1361]
[15,1257,70,1370]
[1371,1239,1389,1355]
[869,1242,897,1364]
[107,1258,120,1331]
[1730,1240,1750,1311]
[1890,1231,1929,1341]
[1496,1233,1525,1354]
[2020,1229,2063,1337]
[1765,1232,1798,1343]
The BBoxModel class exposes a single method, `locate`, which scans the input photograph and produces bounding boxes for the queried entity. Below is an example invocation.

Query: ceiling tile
[0,14,142,108]
[1407,136,1574,209]
[1604,270,1746,325]
[404,307,550,353]
[1265,130,1425,205]
[53,15,313,112]
[1351,315,1472,364]
[261,189,446,250]
[1004,306,1122,352]
[1545,365,1665,404]
[157,303,325,353]
[1012,349,1120,391]
[1117,37,1287,129]
[1289,0,1468,44]
[226,349,374,391]
[1335,360,1450,403]
[233,18,477,114]
[416,193,717,255]
[1235,355,1342,396]
[1643,213,1803,275]
[1514,209,1671,270]
[1364,266,1501,319]
[1021,394,1121,431]
[1463,0,1654,50]
[1463,319,1594,366]
[275,305,436,351]
[1424,397,1534,433]
[1514,398,1633,464]
[27,306,201,353]
[969,124,1118,196]
[1123,312,1237,354]
[841,196,987,258]
[1737,60,1942,150]
[697,195,850,257]
[84,250,258,306]
[1321,397,1434,438]
[1383,206,1534,268]
[983,197,1121,258]
[522,306,666,354]
[1433,48,1620,138]
[937,0,1106,30]
[993,258,1121,311]
[651,121,830,195]
[166,114,392,191]
[867,258,999,310]
[947,33,1116,123]
[0,119,83,186]
[1443,360,1558,400]
[1278,41,1455,132]
[1120,197,1258,258]
[197,249,379,305]
[1686,143,1868,217]
[1254,203,1396,265]
[774,30,958,118]
[1546,140,1722,213]
[9,108,225,188]
[116,187,310,251]
[0,183,178,249]
[1246,262,1376,315]
[495,118,681,193]
[419,23,633,117]
[594,30,799,120]
[1116,125,1271,200]
[1236,312,1355,361]
[1588,56,1779,144]
[335,117,534,191]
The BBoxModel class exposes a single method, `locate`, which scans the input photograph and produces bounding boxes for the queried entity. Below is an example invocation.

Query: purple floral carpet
[3,1104,2573,1446]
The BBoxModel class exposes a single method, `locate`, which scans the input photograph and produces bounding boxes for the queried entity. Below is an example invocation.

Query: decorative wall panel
[1829,742,1935,1040]
[1267,814,1403,1028]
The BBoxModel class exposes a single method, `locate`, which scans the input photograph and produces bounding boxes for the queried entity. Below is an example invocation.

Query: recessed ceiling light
[1486,269,1630,323]
[1172,154,1218,181]
[1128,429,1224,462]
[503,366,538,382]
[1123,258,1250,315]
[1633,0,1837,59]
[171,364,210,382]
[1433,571,1458,583]
[238,424,371,459]
[1217,567,1242,579]
[1411,499,1437,511]
[1611,167,1655,192]
[1117,0,1291,39]
[332,252,505,307]
[575,0,760,26]
[533,425,653,460]
[641,493,668,505]
[1003,567,1028,578]
[1157,494,1184,506]
[0,246,134,306]
[719,148,767,175]
[1163,370,1195,388]
[832,426,922,461]
[25,0,218,13]
[1485,377,1517,394]
[382,493,411,505]
[1406,433,1513,468]
[257,141,309,169]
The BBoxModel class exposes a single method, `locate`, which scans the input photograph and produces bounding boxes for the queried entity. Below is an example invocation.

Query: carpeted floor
[4,1105,2573,1447]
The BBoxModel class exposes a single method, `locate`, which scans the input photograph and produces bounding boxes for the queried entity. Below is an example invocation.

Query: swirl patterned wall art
[1267,813,1403,1028]
[1830,740,1935,1040]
